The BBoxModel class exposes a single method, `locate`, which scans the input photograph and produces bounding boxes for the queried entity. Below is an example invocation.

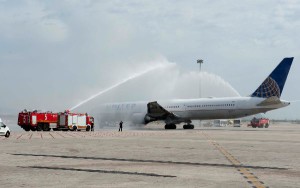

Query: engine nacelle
[144,114,158,124]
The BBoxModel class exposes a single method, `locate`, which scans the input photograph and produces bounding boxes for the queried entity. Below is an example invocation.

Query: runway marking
[201,131,268,188]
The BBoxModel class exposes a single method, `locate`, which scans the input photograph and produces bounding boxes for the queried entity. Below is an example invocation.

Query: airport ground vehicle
[249,118,270,128]
[0,118,10,138]
[233,119,241,127]
[213,119,228,127]
[18,110,58,131]
[57,111,94,131]
[18,110,94,131]
[213,119,241,127]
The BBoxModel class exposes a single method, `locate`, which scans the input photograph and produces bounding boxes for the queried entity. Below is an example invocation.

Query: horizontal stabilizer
[256,96,282,106]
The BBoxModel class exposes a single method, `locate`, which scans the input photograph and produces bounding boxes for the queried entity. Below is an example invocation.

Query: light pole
[197,59,203,98]
[197,59,203,127]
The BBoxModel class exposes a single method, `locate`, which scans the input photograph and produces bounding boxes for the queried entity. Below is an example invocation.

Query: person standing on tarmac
[119,121,123,132]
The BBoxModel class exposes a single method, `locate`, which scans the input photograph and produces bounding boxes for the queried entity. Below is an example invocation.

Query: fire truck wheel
[24,127,30,131]
[265,124,269,128]
[30,127,37,131]
[43,124,50,131]
[86,125,91,132]
[37,124,42,131]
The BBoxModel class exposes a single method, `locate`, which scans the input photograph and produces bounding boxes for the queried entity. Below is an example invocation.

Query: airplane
[97,57,294,129]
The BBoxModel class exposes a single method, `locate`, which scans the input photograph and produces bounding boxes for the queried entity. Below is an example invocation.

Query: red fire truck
[18,110,94,131]
[18,110,58,131]
[57,111,94,131]
[248,117,270,128]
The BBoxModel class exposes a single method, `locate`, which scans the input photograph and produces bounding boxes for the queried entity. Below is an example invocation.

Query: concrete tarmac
[0,123,299,188]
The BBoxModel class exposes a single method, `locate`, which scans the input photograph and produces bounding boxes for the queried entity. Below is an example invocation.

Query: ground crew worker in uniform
[119,121,123,132]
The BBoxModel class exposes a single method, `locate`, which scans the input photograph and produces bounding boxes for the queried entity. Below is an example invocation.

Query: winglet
[251,57,293,98]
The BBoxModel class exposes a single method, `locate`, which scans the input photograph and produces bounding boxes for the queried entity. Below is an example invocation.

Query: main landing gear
[164,124,195,129]
[165,124,176,129]
[183,124,194,129]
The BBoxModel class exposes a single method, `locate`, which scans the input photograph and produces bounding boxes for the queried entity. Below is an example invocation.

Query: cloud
[0,1,68,43]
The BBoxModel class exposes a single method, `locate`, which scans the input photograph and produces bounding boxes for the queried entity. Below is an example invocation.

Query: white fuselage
[97,97,290,125]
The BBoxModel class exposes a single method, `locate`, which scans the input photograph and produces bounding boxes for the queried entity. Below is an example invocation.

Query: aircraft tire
[165,124,176,129]
[183,124,194,129]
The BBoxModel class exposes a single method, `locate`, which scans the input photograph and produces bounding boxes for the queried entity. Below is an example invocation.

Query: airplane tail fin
[251,57,294,98]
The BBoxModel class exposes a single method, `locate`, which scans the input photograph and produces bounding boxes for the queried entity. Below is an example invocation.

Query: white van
[0,118,10,138]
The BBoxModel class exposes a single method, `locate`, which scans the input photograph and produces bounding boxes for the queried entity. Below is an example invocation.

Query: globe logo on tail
[251,77,280,98]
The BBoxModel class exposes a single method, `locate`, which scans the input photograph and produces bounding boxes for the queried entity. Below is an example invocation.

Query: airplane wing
[144,101,191,125]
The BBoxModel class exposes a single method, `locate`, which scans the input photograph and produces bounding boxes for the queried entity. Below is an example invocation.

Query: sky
[0,0,299,119]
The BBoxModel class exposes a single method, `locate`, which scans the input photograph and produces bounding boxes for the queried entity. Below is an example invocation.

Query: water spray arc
[70,64,168,111]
